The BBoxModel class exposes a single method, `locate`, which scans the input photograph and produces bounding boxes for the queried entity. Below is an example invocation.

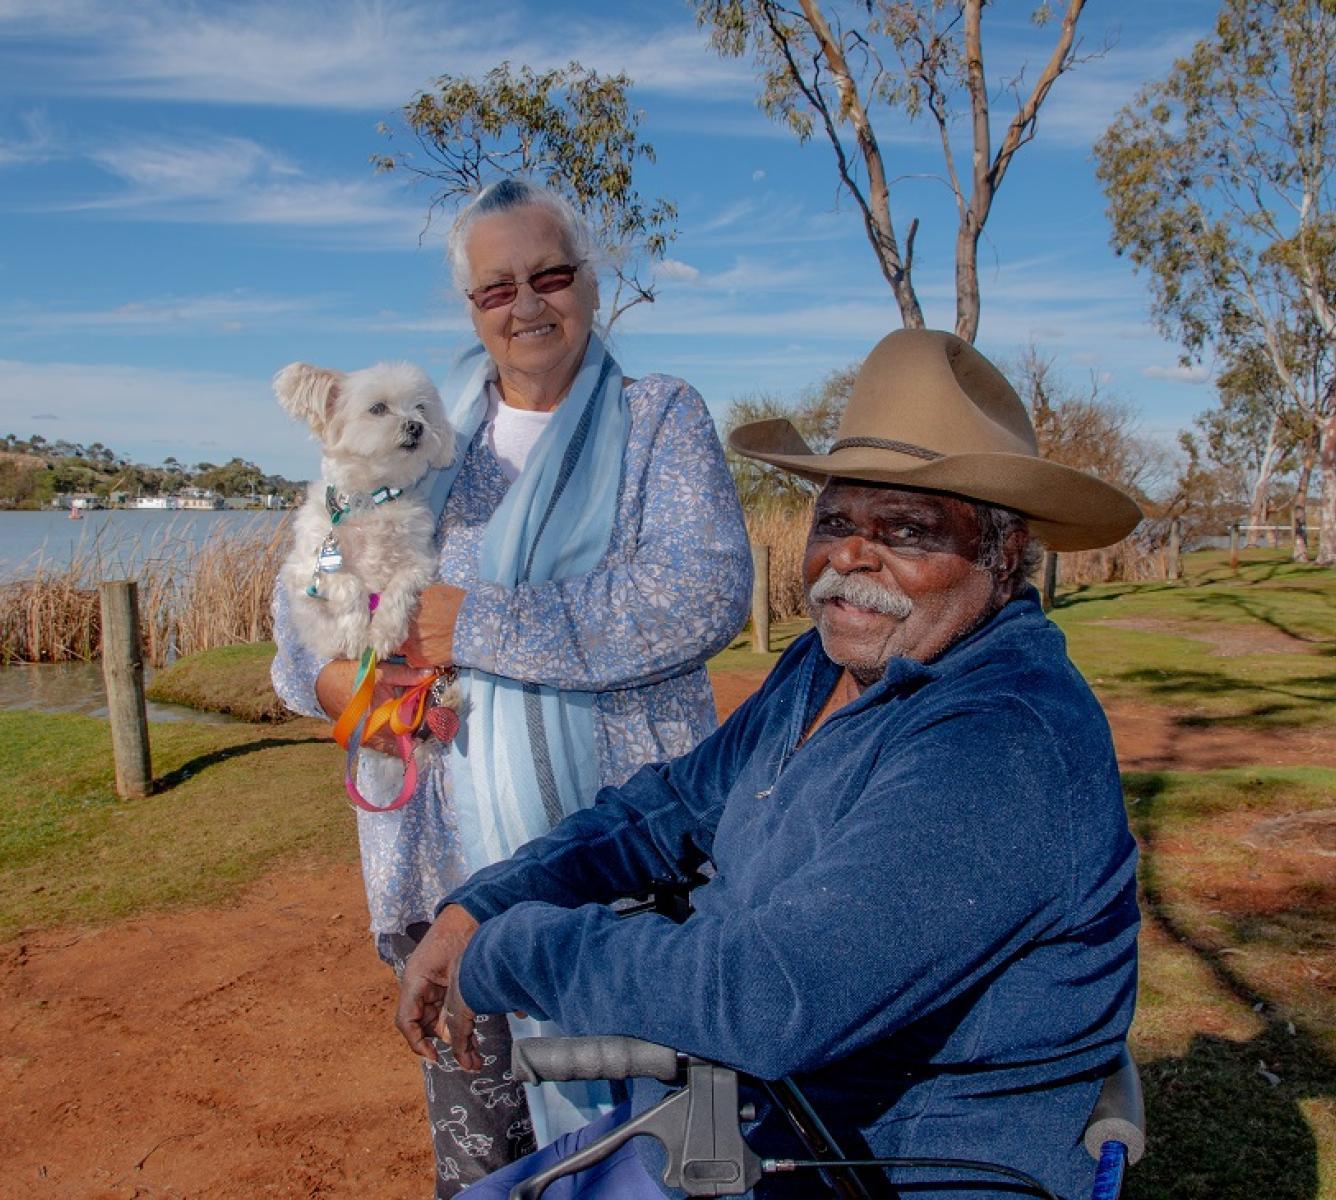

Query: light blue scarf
[435,334,627,1143]
[437,333,628,874]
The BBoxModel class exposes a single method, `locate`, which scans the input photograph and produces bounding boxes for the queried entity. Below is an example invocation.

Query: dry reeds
[744,501,813,621]
[0,516,290,667]
[1054,540,1163,586]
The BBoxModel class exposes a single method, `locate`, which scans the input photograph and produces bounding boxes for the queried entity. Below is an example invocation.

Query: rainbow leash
[331,649,435,813]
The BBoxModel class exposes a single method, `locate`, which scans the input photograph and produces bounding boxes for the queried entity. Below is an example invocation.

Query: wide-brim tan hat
[728,329,1142,551]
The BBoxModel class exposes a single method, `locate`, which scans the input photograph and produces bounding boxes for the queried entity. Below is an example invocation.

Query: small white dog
[276,360,454,663]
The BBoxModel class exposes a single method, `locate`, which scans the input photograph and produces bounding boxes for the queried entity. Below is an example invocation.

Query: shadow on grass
[154,736,328,793]
[1054,555,1336,610]
[1052,582,1176,609]
[1124,777,1333,1200]
[1190,590,1336,644]
[1111,666,1334,728]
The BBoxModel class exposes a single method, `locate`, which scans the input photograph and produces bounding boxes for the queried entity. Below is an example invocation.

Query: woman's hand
[397,583,468,669]
[396,905,484,1070]
[315,659,435,754]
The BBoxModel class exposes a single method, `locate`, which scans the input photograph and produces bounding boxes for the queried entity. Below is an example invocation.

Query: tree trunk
[955,220,982,344]
[1247,412,1283,548]
[1291,437,1316,564]
[1318,409,1336,566]
[794,0,925,333]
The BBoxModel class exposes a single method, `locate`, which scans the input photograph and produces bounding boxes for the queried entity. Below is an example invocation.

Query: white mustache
[808,567,914,618]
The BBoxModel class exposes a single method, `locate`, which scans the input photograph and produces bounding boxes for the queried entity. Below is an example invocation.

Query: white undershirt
[485,382,557,483]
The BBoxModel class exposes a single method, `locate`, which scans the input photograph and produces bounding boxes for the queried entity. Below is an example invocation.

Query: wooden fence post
[750,542,770,655]
[1229,525,1240,571]
[1166,519,1182,582]
[99,580,153,798]
[1041,551,1058,612]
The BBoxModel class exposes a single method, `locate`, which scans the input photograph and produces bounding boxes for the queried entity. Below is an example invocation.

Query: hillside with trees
[0,434,301,511]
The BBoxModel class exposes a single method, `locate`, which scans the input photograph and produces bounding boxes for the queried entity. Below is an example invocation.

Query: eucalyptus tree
[1095,0,1336,563]
[723,365,856,509]
[692,0,1092,342]
[1008,343,1163,502]
[375,62,677,329]
[1209,336,1323,556]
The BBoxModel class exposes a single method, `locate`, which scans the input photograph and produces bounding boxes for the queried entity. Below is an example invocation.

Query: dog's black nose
[404,420,423,439]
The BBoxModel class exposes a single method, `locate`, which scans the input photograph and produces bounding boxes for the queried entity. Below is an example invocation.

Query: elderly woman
[271,177,752,1197]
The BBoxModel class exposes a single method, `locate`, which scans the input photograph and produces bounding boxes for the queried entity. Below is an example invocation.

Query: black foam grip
[511,1036,681,1084]
[1083,1049,1147,1165]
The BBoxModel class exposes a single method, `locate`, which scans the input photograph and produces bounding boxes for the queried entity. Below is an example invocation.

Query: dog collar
[325,484,404,525]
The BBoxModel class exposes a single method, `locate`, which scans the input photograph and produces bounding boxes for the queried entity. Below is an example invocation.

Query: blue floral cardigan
[272,374,752,936]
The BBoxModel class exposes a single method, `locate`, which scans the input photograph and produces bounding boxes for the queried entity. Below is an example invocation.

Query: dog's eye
[369,402,388,415]
[416,403,427,413]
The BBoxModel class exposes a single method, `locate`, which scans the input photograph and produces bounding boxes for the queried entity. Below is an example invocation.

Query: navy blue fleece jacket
[448,591,1139,1198]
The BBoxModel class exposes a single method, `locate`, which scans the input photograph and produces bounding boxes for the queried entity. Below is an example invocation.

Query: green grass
[5,551,1335,1196]
[707,617,811,674]
[146,640,291,722]
[1122,767,1336,1199]
[0,710,355,939]
[1051,551,1336,731]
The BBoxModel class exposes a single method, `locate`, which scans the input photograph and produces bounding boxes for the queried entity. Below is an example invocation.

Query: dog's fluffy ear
[273,363,346,434]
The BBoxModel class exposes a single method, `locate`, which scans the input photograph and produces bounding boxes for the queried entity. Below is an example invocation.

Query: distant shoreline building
[178,488,225,510]
[49,488,267,511]
[50,493,105,511]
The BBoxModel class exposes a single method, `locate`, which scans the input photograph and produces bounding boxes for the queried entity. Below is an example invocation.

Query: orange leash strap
[332,649,377,750]
[333,652,435,814]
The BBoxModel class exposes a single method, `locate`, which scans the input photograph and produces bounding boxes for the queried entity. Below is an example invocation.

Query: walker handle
[512,1035,682,1085]
[1083,1047,1146,1166]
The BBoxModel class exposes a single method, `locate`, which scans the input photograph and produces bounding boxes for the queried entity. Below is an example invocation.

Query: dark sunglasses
[467,263,582,311]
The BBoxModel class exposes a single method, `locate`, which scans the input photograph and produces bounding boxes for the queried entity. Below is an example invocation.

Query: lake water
[0,509,288,582]
[0,661,239,723]
[0,511,284,719]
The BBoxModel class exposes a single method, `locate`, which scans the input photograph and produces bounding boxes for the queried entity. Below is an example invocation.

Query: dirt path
[2,863,425,1200]
[2,672,1332,1199]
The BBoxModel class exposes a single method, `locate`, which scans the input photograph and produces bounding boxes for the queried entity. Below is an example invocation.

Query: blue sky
[0,0,1222,481]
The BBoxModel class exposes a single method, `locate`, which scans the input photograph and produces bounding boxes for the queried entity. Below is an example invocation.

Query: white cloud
[689,198,848,247]
[0,110,57,168]
[701,259,823,293]
[2,1,485,110]
[655,258,700,283]
[47,131,429,248]
[697,199,758,235]
[90,135,297,197]
[752,169,766,182]
[0,1,751,110]
[564,27,754,98]
[973,20,1208,149]
[0,292,474,340]
[0,293,320,334]
[1142,363,1210,383]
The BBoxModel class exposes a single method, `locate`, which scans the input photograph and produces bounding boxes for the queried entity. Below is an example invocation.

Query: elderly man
[397,329,1143,1199]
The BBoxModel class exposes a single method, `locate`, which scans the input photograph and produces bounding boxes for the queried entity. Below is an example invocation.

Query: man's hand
[397,583,467,669]
[396,904,484,1071]
[315,659,435,754]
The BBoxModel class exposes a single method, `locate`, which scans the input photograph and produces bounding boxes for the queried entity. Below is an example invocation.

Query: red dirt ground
[2,672,1332,1199]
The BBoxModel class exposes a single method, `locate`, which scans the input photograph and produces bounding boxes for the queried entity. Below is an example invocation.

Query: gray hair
[447,178,597,293]
[973,502,1043,593]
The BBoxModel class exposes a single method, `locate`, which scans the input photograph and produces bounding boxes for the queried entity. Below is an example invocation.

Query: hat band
[829,436,943,462]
